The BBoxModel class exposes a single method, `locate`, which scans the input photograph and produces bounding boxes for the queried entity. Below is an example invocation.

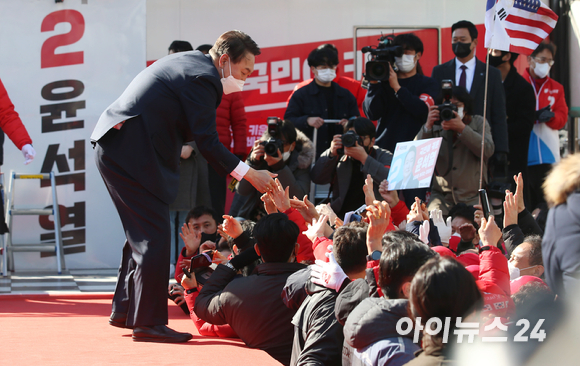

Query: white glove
[310,252,347,292]
[419,220,430,245]
[431,209,452,244]
[22,144,36,165]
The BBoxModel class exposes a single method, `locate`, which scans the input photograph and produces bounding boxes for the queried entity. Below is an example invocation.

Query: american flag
[485,0,558,55]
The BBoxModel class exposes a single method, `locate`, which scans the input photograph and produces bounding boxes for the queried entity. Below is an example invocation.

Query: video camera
[435,80,457,125]
[337,130,363,155]
[260,117,285,157]
[361,34,403,81]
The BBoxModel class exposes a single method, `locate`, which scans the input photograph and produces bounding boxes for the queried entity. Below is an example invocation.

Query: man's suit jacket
[431,58,508,153]
[91,51,239,204]
[503,66,536,175]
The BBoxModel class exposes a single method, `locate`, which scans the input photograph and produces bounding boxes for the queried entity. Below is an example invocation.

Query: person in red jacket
[523,42,569,213]
[0,78,36,168]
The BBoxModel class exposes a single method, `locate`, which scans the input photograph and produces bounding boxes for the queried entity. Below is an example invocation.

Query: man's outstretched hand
[244,168,277,193]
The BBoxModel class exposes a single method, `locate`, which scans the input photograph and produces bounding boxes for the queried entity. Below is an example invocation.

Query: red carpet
[0,294,281,365]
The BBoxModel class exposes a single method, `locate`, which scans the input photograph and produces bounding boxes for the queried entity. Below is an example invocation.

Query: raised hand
[310,252,348,292]
[267,178,291,212]
[261,192,278,214]
[513,172,525,213]
[366,200,391,253]
[503,190,518,227]
[180,222,201,257]
[378,179,399,208]
[363,174,376,207]
[478,216,502,248]
[220,215,243,240]
[290,195,319,223]
[430,209,452,244]
[303,215,329,243]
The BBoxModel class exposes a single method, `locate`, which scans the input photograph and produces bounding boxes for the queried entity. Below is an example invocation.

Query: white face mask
[508,262,536,281]
[316,68,336,83]
[533,62,551,79]
[457,106,464,120]
[221,60,245,95]
[282,150,291,161]
[394,54,416,73]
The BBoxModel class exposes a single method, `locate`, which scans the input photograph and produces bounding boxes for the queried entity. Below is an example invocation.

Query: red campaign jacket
[0,78,32,150]
[476,246,514,318]
[287,75,367,117]
[390,200,410,227]
[283,208,315,264]
[216,92,247,156]
[185,289,238,338]
[174,246,199,282]
[522,68,568,131]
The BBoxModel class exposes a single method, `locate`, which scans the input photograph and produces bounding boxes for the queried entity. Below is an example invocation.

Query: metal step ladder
[2,172,65,275]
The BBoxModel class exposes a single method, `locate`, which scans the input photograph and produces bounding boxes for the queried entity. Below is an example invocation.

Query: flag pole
[479,50,490,190]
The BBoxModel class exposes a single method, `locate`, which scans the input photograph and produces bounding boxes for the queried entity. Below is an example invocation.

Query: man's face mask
[452,41,472,59]
[394,54,417,73]
[316,68,336,83]
[488,53,505,68]
[221,59,245,94]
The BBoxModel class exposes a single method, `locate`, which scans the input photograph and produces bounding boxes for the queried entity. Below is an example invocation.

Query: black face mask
[452,42,472,59]
[488,54,505,68]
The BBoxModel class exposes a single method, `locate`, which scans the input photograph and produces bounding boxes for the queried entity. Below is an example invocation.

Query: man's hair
[333,226,368,275]
[195,44,213,53]
[379,231,436,299]
[449,203,478,228]
[169,40,193,53]
[451,86,475,116]
[511,282,553,309]
[264,119,298,145]
[409,257,483,345]
[451,20,478,40]
[307,43,339,68]
[531,42,556,58]
[393,33,424,75]
[253,213,298,263]
[344,117,376,139]
[523,235,543,266]
[185,205,219,225]
[211,30,261,63]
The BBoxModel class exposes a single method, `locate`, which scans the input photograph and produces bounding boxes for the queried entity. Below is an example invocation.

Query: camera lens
[441,108,454,121]
[342,132,357,147]
[264,142,278,156]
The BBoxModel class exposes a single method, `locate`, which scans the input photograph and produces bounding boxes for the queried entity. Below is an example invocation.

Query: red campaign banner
[147,24,492,155]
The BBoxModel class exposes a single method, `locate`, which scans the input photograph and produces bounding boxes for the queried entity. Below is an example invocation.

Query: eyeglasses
[533,57,554,66]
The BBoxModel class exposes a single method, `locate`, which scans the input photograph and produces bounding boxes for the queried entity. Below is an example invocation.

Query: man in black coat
[91,30,276,342]
[488,50,536,185]
[284,44,359,158]
[431,20,508,175]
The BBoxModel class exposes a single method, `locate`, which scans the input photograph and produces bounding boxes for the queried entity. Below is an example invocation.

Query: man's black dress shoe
[109,312,132,329]
[132,325,193,343]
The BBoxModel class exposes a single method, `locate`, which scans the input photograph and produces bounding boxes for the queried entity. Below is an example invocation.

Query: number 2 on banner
[41,10,85,69]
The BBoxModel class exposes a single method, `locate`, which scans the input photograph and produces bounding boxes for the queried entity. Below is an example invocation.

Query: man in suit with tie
[431,20,508,178]
[91,30,277,343]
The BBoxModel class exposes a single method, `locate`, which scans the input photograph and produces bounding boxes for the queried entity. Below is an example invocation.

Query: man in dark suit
[488,50,536,185]
[91,30,276,343]
[431,20,508,176]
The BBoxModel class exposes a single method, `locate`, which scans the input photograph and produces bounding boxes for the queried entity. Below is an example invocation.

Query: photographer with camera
[235,119,314,221]
[417,86,494,216]
[284,44,359,158]
[363,33,439,153]
[311,117,393,219]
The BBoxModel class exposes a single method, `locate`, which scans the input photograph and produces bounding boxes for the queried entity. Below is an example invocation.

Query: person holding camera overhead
[235,119,314,221]
[311,117,392,219]
[363,33,439,153]
[417,86,494,216]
